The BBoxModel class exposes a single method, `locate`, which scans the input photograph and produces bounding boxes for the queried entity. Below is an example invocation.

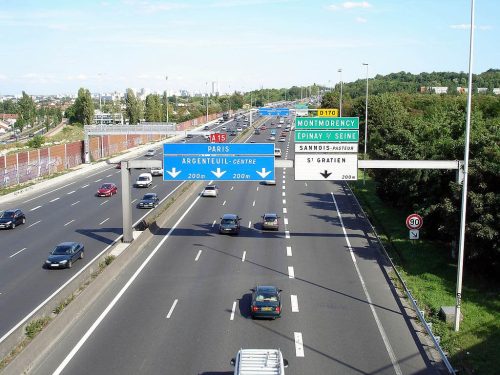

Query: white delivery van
[231,349,288,375]
[135,173,152,187]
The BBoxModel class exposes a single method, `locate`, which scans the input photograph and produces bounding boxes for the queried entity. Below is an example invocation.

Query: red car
[96,183,118,197]
[260,125,266,130]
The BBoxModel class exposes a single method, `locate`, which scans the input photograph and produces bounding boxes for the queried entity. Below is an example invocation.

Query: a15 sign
[406,213,423,230]
[210,133,227,143]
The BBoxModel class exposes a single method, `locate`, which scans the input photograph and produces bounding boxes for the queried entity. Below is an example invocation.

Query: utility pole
[338,69,343,117]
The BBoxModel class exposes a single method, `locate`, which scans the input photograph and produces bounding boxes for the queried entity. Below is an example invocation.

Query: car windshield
[0,211,14,218]
[139,176,149,181]
[205,186,216,190]
[255,292,278,302]
[101,184,112,189]
[221,219,236,225]
[143,194,156,199]
[52,245,72,255]
[265,216,277,222]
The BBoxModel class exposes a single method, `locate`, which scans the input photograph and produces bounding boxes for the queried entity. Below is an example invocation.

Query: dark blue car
[0,209,26,229]
[137,193,159,209]
[45,242,84,269]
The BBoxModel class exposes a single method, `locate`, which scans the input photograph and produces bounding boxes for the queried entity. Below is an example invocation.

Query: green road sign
[294,130,359,143]
[295,117,359,129]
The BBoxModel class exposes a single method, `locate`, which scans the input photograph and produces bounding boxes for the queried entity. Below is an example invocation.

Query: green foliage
[27,135,45,149]
[25,317,51,339]
[70,88,95,125]
[125,88,142,124]
[16,91,36,132]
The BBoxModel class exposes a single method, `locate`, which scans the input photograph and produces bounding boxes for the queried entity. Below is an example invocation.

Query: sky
[0,0,498,96]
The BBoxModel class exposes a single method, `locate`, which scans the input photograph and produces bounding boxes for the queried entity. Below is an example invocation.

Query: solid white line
[222,200,226,206]
[252,200,255,207]
[282,192,286,197]
[30,205,41,211]
[285,230,290,239]
[282,199,286,204]
[212,219,216,227]
[71,201,80,206]
[230,301,237,320]
[294,332,304,357]
[242,251,246,262]
[286,246,292,257]
[64,220,75,227]
[330,192,403,375]
[248,221,252,228]
[27,220,41,228]
[94,178,102,182]
[195,250,202,261]
[52,186,198,374]
[81,184,89,188]
[50,197,60,202]
[67,190,75,195]
[99,218,109,225]
[131,199,137,204]
[288,266,295,278]
[9,248,27,258]
[284,218,289,225]
[283,207,287,214]
[166,299,178,319]
[291,295,299,312]
[99,200,109,206]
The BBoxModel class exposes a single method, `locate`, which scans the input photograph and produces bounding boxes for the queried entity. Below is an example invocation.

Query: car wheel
[11,222,15,229]
[80,251,84,259]
[67,260,73,269]
[22,217,26,224]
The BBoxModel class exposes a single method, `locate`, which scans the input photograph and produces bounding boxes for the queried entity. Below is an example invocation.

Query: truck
[223,112,230,121]
[231,349,288,375]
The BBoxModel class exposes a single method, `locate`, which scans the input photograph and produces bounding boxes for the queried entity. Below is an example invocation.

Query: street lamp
[205,81,209,123]
[165,76,169,123]
[338,69,343,117]
[363,63,369,184]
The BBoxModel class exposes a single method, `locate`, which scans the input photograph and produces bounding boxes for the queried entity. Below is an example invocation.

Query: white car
[202,185,218,197]
[150,166,163,176]
[263,179,276,185]
[135,173,152,187]
[221,126,227,131]
[236,127,243,132]
[269,136,276,141]
[145,149,155,157]
[277,124,282,128]
[274,148,282,157]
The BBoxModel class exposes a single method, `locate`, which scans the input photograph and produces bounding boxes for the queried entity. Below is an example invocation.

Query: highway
[0,115,251,341]
[21,115,436,374]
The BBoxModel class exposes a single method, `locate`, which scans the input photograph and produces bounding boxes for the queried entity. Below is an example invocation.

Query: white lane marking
[305,182,308,187]
[9,248,27,258]
[99,200,109,206]
[81,184,89,188]
[284,218,289,225]
[115,170,120,174]
[230,301,237,320]
[30,205,42,211]
[51,183,197,374]
[252,200,255,207]
[286,246,292,257]
[99,218,109,225]
[152,185,157,190]
[256,186,259,191]
[212,220,216,227]
[222,200,226,206]
[248,221,252,228]
[106,174,112,178]
[242,251,246,262]
[282,185,285,190]
[64,220,75,227]
[288,266,295,278]
[27,220,41,228]
[291,295,299,312]
[282,192,286,197]
[50,197,60,203]
[294,332,305,357]
[282,180,286,184]
[285,230,290,239]
[67,190,75,195]
[330,192,403,375]
[71,201,80,206]
[195,250,202,262]
[131,199,137,204]
[166,299,178,319]
[283,199,286,204]
[94,178,102,182]
[283,207,287,214]
[230,186,234,191]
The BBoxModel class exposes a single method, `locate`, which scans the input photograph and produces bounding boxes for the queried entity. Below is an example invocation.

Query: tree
[125,88,142,124]
[144,94,162,121]
[73,88,95,125]
[16,91,36,132]
[27,135,45,149]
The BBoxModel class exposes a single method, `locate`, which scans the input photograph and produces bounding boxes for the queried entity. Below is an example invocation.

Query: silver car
[202,185,218,197]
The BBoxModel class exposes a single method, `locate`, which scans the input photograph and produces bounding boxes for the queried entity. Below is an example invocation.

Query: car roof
[222,213,238,219]
[256,285,279,293]
[143,193,157,197]
[57,241,80,247]
[264,213,278,217]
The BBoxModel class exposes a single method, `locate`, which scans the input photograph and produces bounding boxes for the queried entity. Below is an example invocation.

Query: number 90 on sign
[406,214,423,230]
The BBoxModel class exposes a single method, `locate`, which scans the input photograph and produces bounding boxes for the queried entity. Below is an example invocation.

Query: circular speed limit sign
[406,214,423,230]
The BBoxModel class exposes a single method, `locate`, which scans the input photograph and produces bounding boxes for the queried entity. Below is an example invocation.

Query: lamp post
[205,82,209,123]
[363,63,369,185]
[338,69,343,117]
[165,76,169,123]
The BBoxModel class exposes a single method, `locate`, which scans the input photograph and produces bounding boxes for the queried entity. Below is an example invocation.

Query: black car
[138,193,159,208]
[0,209,26,229]
[251,285,282,319]
[45,242,84,269]
[219,214,241,234]
[229,130,237,136]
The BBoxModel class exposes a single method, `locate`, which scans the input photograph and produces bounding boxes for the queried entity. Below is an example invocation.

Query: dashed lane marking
[30,206,41,211]
[50,198,60,202]
[195,250,202,261]
[288,266,295,278]
[64,220,75,227]
[222,200,226,206]
[242,251,246,262]
[283,207,287,214]
[9,248,27,258]
[291,295,299,312]
[285,230,290,238]
[99,218,109,225]
[282,192,286,197]
[294,332,305,357]
[284,218,289,225]
[27,220,41,228]
[212,220,216,227]
[166,299,178,319]
[99,200,109,206]
[230,301,237,320]
[282,199,286,204]
[81,184,89,188]
[71,201,80,206]
[67,191,75,195]
[286,246,292,257]
[94,179,102,182]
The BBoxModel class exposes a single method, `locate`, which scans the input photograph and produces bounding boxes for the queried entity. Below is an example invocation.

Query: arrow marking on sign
[320,170,332,179]
[256,168,272,178]
[166,167,181,178]
[211,168,226,179]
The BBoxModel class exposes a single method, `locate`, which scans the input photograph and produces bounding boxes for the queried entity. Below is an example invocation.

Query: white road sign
[294,154,358,181]
[295,143,358,153]
[409,229,420,240]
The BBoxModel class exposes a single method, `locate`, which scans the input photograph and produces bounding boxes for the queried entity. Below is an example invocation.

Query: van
[231,349,288,375]
[135,173,152,188]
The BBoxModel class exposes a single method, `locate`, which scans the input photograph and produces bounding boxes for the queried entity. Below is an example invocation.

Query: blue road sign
[163,143,274,156]
[163,155,275,181]
[258,107,290,116]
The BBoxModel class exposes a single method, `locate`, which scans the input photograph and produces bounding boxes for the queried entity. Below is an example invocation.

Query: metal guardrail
[345,182,456,374]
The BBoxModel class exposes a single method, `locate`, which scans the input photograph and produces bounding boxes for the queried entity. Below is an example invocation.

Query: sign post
[406,213,423,240]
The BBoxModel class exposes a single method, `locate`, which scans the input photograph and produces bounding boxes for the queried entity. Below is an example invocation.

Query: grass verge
[349,174,500,375]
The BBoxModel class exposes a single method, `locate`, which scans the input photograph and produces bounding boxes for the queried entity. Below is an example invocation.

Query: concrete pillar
[121,161,133,243]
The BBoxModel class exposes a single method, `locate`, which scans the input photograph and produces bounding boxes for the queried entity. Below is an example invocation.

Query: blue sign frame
[163,143,274,156]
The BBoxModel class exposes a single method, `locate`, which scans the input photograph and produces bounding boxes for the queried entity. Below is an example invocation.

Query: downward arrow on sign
[166,167,181,178]
[320,170,332,179]
[211,168,226,179]
[256,168,272,178]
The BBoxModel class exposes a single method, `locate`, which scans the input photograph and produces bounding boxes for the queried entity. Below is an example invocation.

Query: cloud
[123,0,190,12]
[65,74,88,81]
[356,17,367,23]
[0,74,7,80]
[449,24,493,30]
[329,1,372,11]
